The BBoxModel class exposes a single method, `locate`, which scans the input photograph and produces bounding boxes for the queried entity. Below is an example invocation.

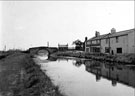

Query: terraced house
[85,28,135,54]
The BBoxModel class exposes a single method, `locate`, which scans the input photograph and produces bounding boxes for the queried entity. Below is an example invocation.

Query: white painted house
[85,28,135,54]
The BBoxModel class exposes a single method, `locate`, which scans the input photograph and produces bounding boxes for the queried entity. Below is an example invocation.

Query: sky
[0,1,134,50]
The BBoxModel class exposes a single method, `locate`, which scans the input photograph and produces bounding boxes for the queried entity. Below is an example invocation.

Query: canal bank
[51,51,135,64]
[0,51,63,96]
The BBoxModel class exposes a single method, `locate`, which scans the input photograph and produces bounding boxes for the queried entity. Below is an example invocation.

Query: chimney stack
[85,37,87,41]
[111,28,116,34]
[95,31,100,37]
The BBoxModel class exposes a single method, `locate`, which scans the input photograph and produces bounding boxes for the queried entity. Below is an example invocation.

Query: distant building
[85,28,135,54]
[72,39,85,51]
[58,44,68,51]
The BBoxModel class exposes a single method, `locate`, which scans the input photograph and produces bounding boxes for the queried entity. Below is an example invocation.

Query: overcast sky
[0,1,134,50]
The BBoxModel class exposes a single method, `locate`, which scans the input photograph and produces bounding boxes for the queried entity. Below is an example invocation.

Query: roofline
[87,28,135,41]
[87,34,109,41]
[116,28,135,33]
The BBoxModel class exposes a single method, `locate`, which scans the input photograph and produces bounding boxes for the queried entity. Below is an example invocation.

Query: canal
[36,56,135,96]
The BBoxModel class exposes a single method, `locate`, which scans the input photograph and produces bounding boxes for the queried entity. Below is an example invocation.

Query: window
[92,47,100,53]
[86,48,89,52]
[87,42,90,45]
[116,37,119,43]
[96,48,100,52]
[96,40,98,44]
[90,47,93,52]
[96,40,99,44]
[117,48,122,53]
[96,40,100,44]
[105,47,110,53]
[92,41,94,44]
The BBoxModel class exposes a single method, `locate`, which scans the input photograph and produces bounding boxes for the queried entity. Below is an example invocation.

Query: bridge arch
[37,49,49,56]
[28,47,58,56]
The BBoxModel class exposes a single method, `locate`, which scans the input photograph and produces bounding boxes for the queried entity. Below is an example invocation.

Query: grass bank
[52,51,135,64]
[0,51,63,96]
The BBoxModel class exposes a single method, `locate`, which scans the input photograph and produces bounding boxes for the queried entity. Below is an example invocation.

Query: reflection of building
[48,56,57,61]
[58,44,68,51]
[112,79,117,86]
[85,60,135,88]
[73,59,85,67]
[85,28,135,54]
[96,74,101,81]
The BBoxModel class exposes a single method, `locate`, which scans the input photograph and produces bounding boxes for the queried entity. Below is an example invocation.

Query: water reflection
[39,57,135,96]
[74,59,135,88]
[47,57,135,88]
[48,56,57,61]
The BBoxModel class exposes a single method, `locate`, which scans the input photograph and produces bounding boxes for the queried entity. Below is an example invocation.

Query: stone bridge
[28,46,58,55]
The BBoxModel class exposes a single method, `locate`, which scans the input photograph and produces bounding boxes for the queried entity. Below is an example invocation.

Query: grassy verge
[0,52,63,96]
[52,51,135,64]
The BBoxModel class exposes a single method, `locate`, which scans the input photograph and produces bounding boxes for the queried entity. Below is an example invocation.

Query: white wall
[101,35,128,54]
[110,35,128,54]
[101,39,109,53]
[128,31,135,53]
[86,29,135,54]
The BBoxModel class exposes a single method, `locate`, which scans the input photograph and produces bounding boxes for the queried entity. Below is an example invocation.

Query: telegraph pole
[47,42,49,47]
[4,45,6,51]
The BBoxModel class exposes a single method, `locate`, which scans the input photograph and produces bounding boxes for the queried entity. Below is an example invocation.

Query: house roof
[87,34,109,41]
[109,28,135,38]
[58,44,68,47]
[73,39,83,44]
[87,28,135,41]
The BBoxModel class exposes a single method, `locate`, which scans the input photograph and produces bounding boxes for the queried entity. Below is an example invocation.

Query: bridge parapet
[28,47,58,55]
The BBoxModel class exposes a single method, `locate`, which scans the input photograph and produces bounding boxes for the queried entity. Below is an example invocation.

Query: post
[47,42,49,47]
[108,33,111,54]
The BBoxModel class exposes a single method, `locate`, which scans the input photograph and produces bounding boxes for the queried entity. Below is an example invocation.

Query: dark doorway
[111,50,114,55]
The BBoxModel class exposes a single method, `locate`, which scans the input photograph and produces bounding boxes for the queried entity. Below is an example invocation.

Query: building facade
[85,28,135,54]
[58,44,68,51]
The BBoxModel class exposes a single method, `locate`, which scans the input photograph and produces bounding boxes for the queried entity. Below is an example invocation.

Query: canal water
[36,56,135,96]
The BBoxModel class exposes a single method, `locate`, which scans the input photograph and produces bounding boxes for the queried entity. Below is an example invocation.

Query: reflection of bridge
[28,46,58,55]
